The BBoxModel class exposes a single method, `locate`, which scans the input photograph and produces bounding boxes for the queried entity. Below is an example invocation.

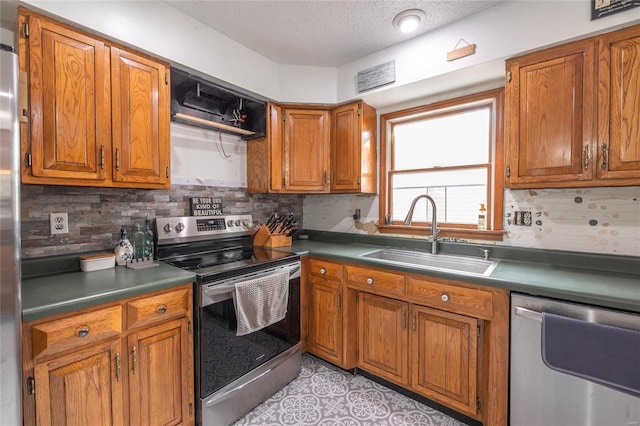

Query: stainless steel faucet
[403,194,439,255]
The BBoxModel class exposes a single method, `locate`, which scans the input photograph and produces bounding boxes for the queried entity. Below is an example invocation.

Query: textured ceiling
[164,0,508,67]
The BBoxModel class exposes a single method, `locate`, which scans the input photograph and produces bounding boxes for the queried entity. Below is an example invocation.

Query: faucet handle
[479,249,491,261]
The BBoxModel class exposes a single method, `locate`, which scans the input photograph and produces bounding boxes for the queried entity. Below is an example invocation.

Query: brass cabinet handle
[601,144,608,170]
[156,305,167,314]
[116,353,121,382]
[100,145,105,169]
[583,145,590,170]
[402,312,407,330]
[324,170,328,185]
[115,147,120,171]
[132,346,137,374]
[412,313,416,331]
[75,326,90,338]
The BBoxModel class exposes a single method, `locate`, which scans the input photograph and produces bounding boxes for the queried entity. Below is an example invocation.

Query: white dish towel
[233,270,290,336]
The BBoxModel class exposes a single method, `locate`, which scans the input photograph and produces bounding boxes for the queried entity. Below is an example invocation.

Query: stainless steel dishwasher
[511,293,640,426]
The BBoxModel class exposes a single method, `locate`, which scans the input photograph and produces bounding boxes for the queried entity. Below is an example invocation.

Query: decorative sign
[591,0,640,20]
[190,197,223,216]
[357,60,396,93]
[447,39,476,62]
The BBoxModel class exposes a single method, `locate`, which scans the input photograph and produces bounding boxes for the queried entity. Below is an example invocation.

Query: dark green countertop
[22,257,196,323]
[286,235,640,314]
[22,232,639,322]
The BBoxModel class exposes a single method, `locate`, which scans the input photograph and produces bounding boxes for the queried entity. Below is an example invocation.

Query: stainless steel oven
[156,215,301,426]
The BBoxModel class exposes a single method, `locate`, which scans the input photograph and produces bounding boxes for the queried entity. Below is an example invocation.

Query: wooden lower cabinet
[305,258,509,426]
[305,258,356,369]
[358,293,409,385]
[410,305,478,417]
[22,284,194,426]
[307,278,343,364]
[128,318,191,426]
[33,340,123,426]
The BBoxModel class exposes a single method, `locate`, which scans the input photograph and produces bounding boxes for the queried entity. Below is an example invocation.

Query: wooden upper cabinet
[18,9,171,189]
[111,47,170,188]
[22,12,111,183]
[505,38,596,187]
[283,108,330,192]
[247,102,283,193]
[505,23,640,188]
[330,101,377,193]
[597,24,640,182]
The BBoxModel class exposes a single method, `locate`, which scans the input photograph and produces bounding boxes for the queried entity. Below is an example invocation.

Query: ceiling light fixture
[392,9,426,33]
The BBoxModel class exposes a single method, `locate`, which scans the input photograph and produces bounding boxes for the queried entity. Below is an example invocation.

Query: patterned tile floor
[233,354,468,426]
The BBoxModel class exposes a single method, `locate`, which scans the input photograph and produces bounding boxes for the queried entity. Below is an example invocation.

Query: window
[379,89,504,240]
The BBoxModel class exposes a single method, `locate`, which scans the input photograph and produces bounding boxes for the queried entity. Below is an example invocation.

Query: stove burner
[167,250,252,270]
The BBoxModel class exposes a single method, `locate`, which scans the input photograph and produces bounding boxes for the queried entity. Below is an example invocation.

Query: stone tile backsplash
[21,184,303,259]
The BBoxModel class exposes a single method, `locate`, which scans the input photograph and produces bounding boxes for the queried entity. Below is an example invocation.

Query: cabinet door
[330,102,377,194]
[307,278,342,364]
[127,318,193,426]
[33,339,123,426]
[331,103,361,192]
[505,39,595,187]
[247,102,283,193]
[111,47,170,188]
[597,24,640,182]
[410,305,478,416]
[25,14,110,182]
[283,109,330,192]
[358,293,409,385]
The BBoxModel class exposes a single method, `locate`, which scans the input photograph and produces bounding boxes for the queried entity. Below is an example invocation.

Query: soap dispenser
[114,227,134,266]
[478,203,487,230]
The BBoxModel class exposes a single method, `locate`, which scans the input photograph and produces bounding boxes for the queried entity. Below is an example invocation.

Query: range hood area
[170,68,266,139]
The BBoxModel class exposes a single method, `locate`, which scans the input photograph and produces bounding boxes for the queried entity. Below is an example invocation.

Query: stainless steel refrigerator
[0,43,22,425]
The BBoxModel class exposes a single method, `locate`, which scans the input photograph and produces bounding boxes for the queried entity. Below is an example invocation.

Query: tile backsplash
[303,186,640,257]
[21,184,303,259]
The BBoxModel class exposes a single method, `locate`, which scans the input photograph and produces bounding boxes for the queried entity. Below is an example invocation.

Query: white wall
[0,26,14,48]
[340,1,640,107]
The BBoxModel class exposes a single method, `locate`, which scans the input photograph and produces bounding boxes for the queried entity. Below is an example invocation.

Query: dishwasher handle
[514,306,543,322]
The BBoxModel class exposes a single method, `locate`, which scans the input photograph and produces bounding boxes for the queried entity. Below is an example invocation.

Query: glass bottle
[114,227,134,266]
[143,218,154,260]
[132,223,145,260]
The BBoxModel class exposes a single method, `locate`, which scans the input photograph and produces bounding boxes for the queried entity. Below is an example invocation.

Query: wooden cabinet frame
[17,8,171,189]
[22,284,194,426]
[304,258,509,426]
[505,23,640,188]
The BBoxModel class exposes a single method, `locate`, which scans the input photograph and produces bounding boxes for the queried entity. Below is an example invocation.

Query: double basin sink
[359,248,499,277]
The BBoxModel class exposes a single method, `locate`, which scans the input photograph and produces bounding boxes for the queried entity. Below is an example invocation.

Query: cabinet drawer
[308,259,344,281]
[31,305,122,359]
[407,278,492,319]
[126,287,190,330]
[346,265,405,297]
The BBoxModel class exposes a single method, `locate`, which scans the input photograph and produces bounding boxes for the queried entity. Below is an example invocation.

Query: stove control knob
[175,223,185,233]
[227,220,234,227]
[235,220,241,226]
[242,219,249,227]
[163,223,172,233]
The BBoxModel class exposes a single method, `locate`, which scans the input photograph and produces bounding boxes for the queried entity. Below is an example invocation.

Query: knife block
[253,224,292,248]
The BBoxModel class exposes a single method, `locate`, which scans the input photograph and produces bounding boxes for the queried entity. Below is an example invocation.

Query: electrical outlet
[513,211,532,226]
[50,212,69,235]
